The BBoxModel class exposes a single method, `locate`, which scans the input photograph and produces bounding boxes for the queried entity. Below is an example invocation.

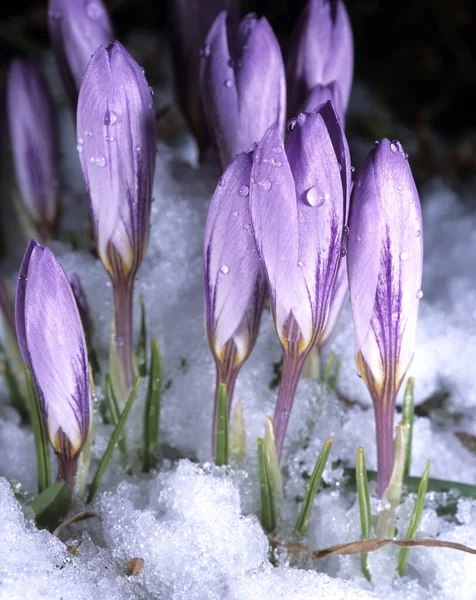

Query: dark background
[0,0,475,186]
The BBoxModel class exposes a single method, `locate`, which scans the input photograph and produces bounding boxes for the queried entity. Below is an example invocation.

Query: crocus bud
[300,81,344,123]
[16,240,91,487]
[48,0,114,109]
[251,102,350,458]
[347,139,423,496]
[317,255,348,349]
[77,41,156,393]
[7,59,59,240]
[167,0,238,153]
[204,151,267,455]
[286,0,353,119]
[200,11,286,170]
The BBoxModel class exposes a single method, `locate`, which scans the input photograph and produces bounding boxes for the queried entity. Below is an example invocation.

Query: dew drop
[238,185,249,197]
[76,144,83,153]
[272,145,283,153]
[104,111,117,126]
[391,312,399,323]
[297,260,305,267]
[224,79,233,88]
[259,178,272,192]
[374,140,380,146]
[77,136,84,145]
[95,155,106,167]
[351,166,355,173]
[416,289,424,299]
[400,251,410,261]
[86,1,103,19]
[135,146,141,153]
[232,210,238,217]
[85,130,93,137]
[415,229,421,238]
[220,264,230,274]
[200,44,211,58]
[306,186,327,207]
[343,225,349,236]
[287,118,297,132]
[340,246,347,257]
[253,149,262,164]
[218,177,226,187]
[105,135,115,142]
[356,234,362,242]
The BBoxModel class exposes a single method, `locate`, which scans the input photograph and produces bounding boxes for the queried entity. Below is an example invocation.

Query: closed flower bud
[16,240,91,486]
[347,139,423,496]
[200,11,286,170]
[7,59,59,240]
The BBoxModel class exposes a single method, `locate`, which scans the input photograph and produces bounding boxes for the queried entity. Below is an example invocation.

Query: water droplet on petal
[105,135,115,142]
[340,246,347,257]
[104,111,117,126]
[416,289,424,299]
[400,251,410,261]
[77,137,84,145]
[287,118,297,132]
[76,144,83,153]
[258,178,272,192]
[238,185,249,197]
[356,234,362,242]
[224,79,233,88]
[391,312,399,322]
[95,155,106,167]
[253,149,262,164]
[232,211,238,217]
[218,177,226,187]
[272,145,283,154]
[306,186,327,207]
[297,260,305,267]
[220,264,230,274]
[343,225,349,236]
[135,146,141,153]
[200,44,211,58]
[415,229,421,237]
[374,140,380,146]
[351,166,355,173]
[86,1,103,20]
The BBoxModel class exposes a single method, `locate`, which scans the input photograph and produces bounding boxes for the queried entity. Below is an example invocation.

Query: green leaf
[135,294,148,377]
[321,352,335,384]
[25,365,51,493]
[229,399,246,465]
[215,383,229,466]
[402,377,415,478]
[397,461,430,576]
[87,377,141,503]
[29,482,71,529]
[0,341,29,422]
[301,346,320,380]
[258,437,276,532]
[264,416,283,500]
[142,339,162,472]
[105,372,126,456]
[294,438,333,538]
[329,355,341,392]
[356,447,372,581]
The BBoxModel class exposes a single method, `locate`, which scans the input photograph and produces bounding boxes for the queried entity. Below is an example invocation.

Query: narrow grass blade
[321,352,335,384]
[402,377,415,478]
[258,437,276,532]
[397,461,431,576]
[25,364,51,493]
[215,383,229,466]
[29,482,71,529]
[264,416,283,500]
[135,294,148,377]
[294,438,333,538]
[105,372,126,456]
[376,423,406,538]
[142,339,162,472]
[356,447,372,581]
[87,377,141,503]
[329,355,341,391]
[229,399,246,465]
[0,343,29,422]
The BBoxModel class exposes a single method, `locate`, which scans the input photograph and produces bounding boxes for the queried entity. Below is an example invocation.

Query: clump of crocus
[347,139,423,496]
[286,0,353,119]
[48,0,114,109]
[167,0,238,155]
[77,41,157,400]
[250,101,350,459]
[16,240,91,487]
[7,58,59,241]
[200,11,286,170]
[204,151,267,455]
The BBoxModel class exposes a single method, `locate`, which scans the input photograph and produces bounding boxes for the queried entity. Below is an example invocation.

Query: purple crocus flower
[77,41,156,394]
[167,0,238,154]
[317,255,348,350]
[347,139,423,496]
[286,0,353,119]
[16,240,91,487]
[300,82,344,123]
[200,11,286,170]
[204,151,267,456]
[250,102,350,459]
[7,58,59,240]
[48,0,114,109]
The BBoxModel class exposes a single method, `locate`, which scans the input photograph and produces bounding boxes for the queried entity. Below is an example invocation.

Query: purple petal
[16,240,91,455]
[48,0,114,108]
[167,0,238,150]
[285,105,347,341]
[7,59,59,232]
[77,42,157,282]
[250,125,312,347]
[200,12,286,170]
[300,82,344,124]
[204,152,266,361]
[347,139,423,390]
[318,255,348,349]
[286,0,354,117]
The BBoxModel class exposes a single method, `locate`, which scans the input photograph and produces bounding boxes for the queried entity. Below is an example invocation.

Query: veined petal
[318,255,348,349]
[77,42,157,282]
[348,139,423,391]
[16,240,91,455]
[250,125,312,349]
[286,106,347,341]
[7,59,59,231]
[48,0,114,107]
[204,152,266,362]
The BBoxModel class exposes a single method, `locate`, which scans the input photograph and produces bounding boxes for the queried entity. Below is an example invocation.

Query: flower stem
[273,352,306,461]
[113,280,135,393]
[212,363,238,458]
[374,395,397,497]
[57,454,79,490]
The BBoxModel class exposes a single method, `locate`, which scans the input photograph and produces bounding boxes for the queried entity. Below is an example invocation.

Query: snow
[2,50,476,600]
